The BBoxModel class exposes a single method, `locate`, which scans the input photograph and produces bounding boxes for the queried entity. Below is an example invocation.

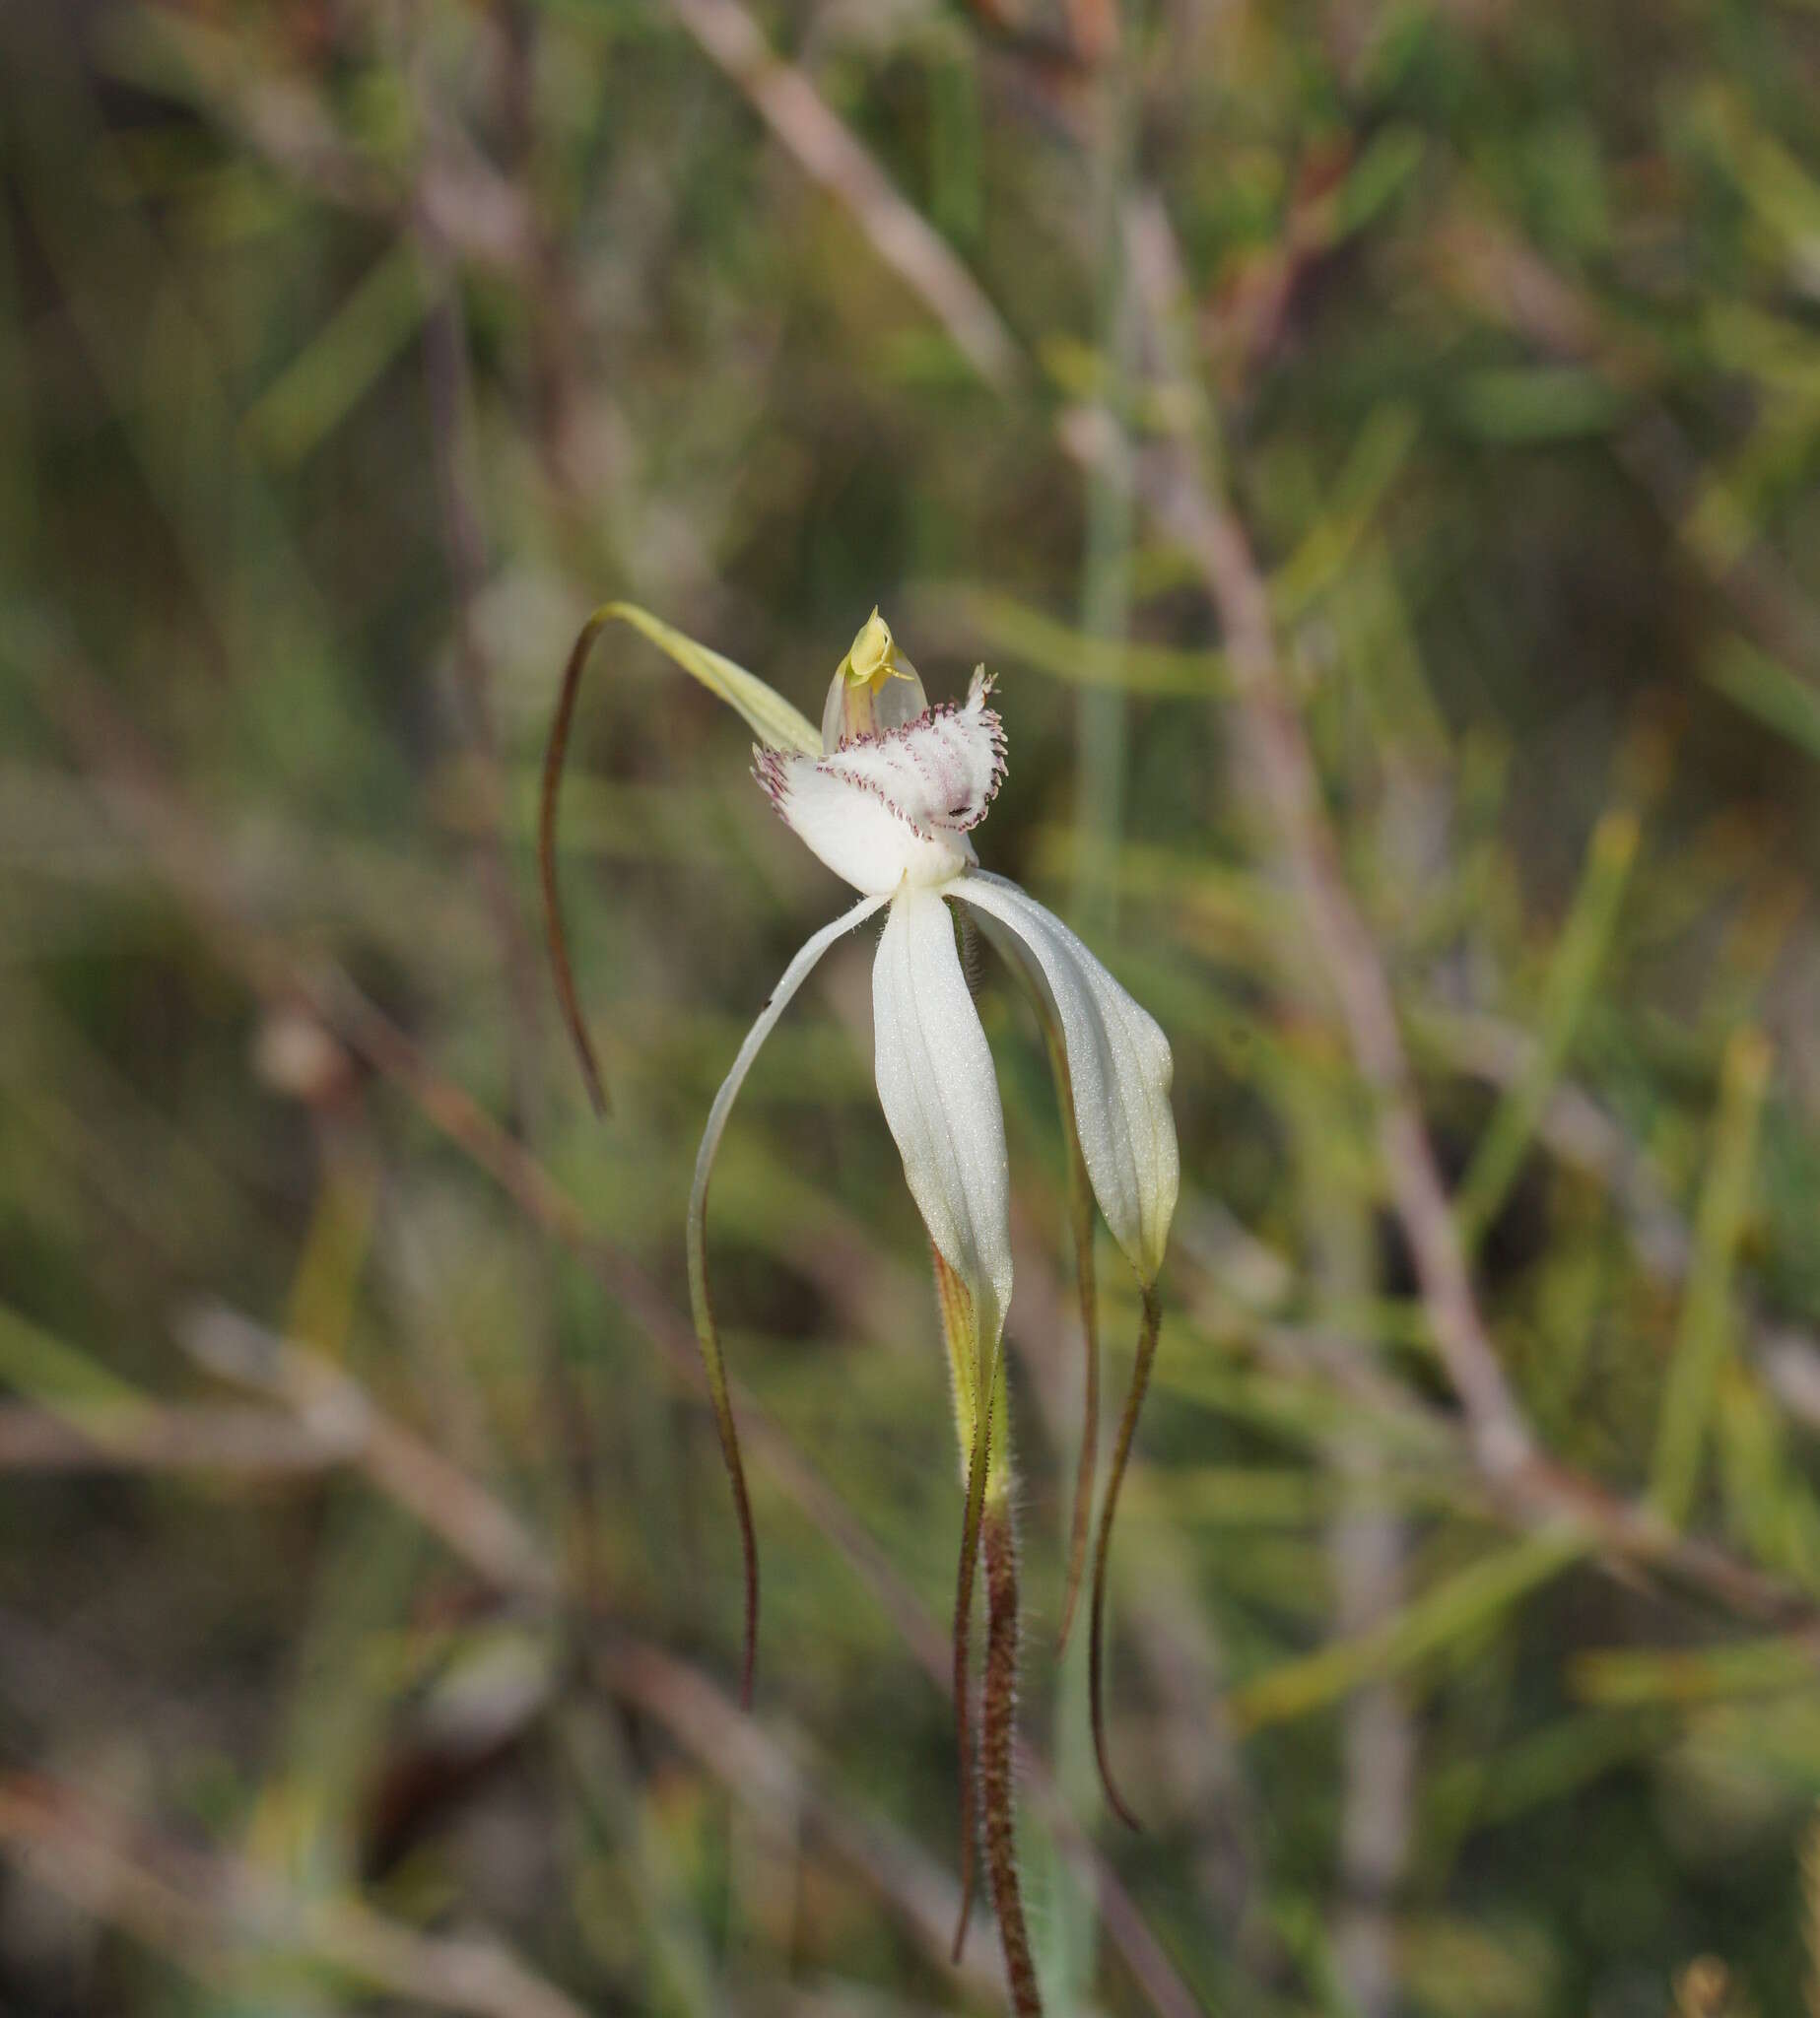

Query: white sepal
[689,893,893,1242]
[956,870,1178,1283]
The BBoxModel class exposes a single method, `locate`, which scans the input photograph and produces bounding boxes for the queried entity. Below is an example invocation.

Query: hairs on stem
[1089,1281,1162,1829]
[983,1499,1042,2015]
[935,1250,999,1966]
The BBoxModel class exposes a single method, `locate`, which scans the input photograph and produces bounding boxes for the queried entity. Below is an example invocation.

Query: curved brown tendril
[1089,1282,1163,1831]
[1053,1098,1098,1653]
[982,1501,1042,2015]
[696,1271,761,1709]
[539,610,613,1116]
[687,893,889,1710]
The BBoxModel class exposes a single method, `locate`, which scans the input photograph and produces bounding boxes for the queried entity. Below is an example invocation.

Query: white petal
[872,886,1013,1357]
[957,871,1179,1283]
[686,888,890,1704]
[754,671,1006,896]
[690,893,892,1244]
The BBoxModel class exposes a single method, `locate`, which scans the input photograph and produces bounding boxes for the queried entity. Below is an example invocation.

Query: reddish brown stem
[982,1501,1042,2015]
[1090,1283,1162,1831]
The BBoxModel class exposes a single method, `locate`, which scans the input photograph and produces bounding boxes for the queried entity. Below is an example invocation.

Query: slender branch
[0,1401,356,1475]
[1427,194,1820,687]
[0,1776,590,2018]
[597,1638,1010,2002]
[661,0,1023,392]
[176,1304,558,1600]
[1109,191,1535,1484]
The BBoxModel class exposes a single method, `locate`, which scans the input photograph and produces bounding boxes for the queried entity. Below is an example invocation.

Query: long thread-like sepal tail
[540,611,614,1115]
[1089,1283,1163,1830]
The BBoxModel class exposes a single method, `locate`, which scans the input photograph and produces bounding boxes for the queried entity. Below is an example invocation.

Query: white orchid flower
[540,606,1180,1948]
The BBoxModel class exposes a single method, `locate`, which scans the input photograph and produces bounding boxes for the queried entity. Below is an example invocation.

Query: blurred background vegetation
[5,0,1820,2013]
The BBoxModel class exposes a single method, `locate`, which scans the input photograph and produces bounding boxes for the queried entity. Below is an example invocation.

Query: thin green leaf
[938,586,1224,696]
[1651,1027,1773,1527]
[241,242,429,467]
[1455,807,1639,1252]
[1227,1525,1590,1733]
[1705,633,1820,764]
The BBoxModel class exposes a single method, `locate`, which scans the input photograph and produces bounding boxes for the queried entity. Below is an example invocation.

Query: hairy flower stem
[937,1248,999,1966]
[982,1496,1042,2016]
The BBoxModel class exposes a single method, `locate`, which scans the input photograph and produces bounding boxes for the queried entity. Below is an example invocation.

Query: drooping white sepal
[755,670,1006,896]
[956,870,1179,1284]
[871,884,1014,1363]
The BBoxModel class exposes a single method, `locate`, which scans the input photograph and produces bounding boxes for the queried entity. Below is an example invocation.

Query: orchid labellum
[541,606,1179,2011]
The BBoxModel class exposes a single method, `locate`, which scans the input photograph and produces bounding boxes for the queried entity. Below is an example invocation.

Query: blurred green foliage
[4,0,1820,2014]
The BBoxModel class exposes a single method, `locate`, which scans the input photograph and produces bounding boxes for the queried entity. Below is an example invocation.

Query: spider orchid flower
[541,605,1179,1992]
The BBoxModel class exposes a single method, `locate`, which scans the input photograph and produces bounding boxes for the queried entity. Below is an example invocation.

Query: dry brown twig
[663,0,1024,392]
[176,1303,559,1599]
[600,1639,1012,2003]
[1097,190,1820,1633]
[1427,193,1820,686]
[0,1401,357,1476]
[1110,191,1537,1487]
[0,1776,590,2018]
